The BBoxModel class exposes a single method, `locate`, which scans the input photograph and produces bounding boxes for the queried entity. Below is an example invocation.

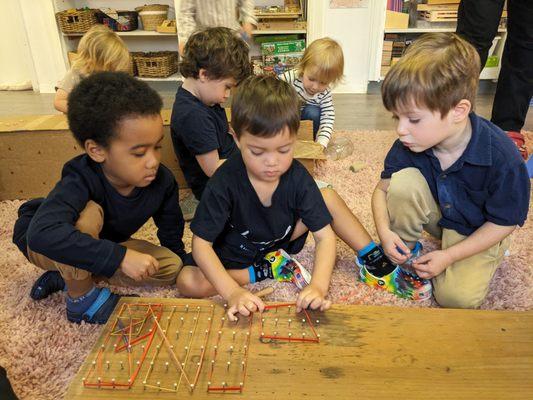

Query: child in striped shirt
[279,38,344,148]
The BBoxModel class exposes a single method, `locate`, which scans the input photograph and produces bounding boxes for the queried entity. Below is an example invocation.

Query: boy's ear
[198,68,209,82]
[452,99,472,122]
[229,125,241,149]
[84,139,107,163]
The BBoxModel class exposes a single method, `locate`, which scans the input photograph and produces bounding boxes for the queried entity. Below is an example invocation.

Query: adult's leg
[491,0,533,134]
[456,0,504,68]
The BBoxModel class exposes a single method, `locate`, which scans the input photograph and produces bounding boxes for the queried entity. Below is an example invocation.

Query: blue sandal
[66,288,135,324]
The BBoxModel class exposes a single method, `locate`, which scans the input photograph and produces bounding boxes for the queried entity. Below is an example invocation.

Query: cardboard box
[385,10,409,29]
[0,112,320,200]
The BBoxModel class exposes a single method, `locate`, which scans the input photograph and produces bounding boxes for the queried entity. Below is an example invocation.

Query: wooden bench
[65,297,533,399]
[0,111,322,200]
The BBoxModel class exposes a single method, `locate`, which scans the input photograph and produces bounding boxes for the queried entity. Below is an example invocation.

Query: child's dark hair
[179,27,251,83]
[231,75,300,139]
[67,72,162,147]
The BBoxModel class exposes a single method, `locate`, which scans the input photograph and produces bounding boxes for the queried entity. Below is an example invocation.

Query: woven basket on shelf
[134,51,179,78]
[56,9,98,33]
[129,52,144,76]
[135,4,169,31]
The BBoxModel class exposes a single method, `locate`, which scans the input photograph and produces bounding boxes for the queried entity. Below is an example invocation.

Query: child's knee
[388,168,427,203]
[75,201,104,239]
[176,267,212,298]
[433,285,484,309]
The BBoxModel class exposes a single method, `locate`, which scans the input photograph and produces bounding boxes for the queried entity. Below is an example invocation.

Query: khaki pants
[27,201,183,287]
[387,168,510,308]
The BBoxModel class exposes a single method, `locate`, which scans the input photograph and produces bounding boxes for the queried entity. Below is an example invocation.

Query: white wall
[20,0,67,93]
[308,1,376,94]
[0,0,35,90]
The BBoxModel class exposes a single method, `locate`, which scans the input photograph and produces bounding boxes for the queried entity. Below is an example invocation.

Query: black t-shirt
[191,153,333,268]
[16,154,185,278]
[170,86,237,199]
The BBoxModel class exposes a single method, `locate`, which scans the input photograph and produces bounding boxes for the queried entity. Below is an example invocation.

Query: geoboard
[66,297,322,399]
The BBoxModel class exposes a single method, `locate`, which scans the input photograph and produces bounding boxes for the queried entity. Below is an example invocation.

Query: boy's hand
[226,287,265,322]
[296,284,331,313]
[412,250,453,279]
[120,248,159,282]
[380,230,410,264]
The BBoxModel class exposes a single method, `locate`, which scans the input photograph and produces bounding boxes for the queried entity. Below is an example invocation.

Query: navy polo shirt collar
[461,113,492,167]
[424,113,492,170]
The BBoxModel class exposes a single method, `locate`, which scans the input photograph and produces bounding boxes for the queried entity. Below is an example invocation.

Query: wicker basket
[129,52,144,76]
[135,4,169,31]
[134,51,178,78]
[56,9,98,33]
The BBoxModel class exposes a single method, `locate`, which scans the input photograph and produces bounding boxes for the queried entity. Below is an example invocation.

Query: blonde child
[279,37,344,148]
[54,25,130,113]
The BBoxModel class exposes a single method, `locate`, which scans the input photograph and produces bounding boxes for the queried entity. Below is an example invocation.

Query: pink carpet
[0,130,531,399]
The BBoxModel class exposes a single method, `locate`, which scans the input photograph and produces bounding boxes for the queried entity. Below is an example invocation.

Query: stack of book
[381,34,408,77]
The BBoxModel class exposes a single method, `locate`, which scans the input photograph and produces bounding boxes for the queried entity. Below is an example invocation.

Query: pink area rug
[0,130,531,399]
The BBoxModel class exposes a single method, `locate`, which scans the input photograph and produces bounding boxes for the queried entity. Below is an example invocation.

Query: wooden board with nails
[66,298,533,399]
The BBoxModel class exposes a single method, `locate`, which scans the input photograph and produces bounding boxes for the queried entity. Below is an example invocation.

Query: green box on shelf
[485,55,499,68]
[261,39,306,56]
[253,34,300,44]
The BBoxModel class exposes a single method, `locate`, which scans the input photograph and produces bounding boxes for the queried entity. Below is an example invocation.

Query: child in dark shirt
[170,27,251,204]
[177,75,407,321]
[12,72,185,324]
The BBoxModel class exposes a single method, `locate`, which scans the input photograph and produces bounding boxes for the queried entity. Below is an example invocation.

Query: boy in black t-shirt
[177,76,405,321]
[170,27,251,206]
[12,72,185,324]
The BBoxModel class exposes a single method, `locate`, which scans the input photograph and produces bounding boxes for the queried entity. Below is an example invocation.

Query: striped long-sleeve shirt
[279,69,335,148]
[177,0,257,45]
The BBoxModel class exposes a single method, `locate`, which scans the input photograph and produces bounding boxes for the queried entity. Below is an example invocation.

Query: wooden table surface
[66,298,533,400]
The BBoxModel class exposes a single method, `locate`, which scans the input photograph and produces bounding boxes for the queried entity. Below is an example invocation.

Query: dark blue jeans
[301,104,321,140]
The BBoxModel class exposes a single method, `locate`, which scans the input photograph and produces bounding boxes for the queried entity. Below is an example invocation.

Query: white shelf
[384,27,507,34]
[253,29,306,35]
[137,72,182,82]
[62,30,176,37]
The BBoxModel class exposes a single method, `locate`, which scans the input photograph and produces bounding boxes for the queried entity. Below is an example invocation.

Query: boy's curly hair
[231,75,300,139]
[179,27,251,82]
[67,72,162,147]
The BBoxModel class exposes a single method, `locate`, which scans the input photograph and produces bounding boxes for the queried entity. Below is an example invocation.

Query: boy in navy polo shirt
[12,72,185,324]
[170,27,251,218]
[177,75,418,321]
[372,33,530,308]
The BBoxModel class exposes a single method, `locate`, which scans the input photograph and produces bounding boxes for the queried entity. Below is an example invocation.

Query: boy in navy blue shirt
[12,72,185,324]
[372,33,530,308]
[170,27,251,204]
[177,75,414,321]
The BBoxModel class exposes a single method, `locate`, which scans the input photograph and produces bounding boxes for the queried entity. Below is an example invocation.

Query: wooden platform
[0,112,322,200]
[66,298,533,400]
